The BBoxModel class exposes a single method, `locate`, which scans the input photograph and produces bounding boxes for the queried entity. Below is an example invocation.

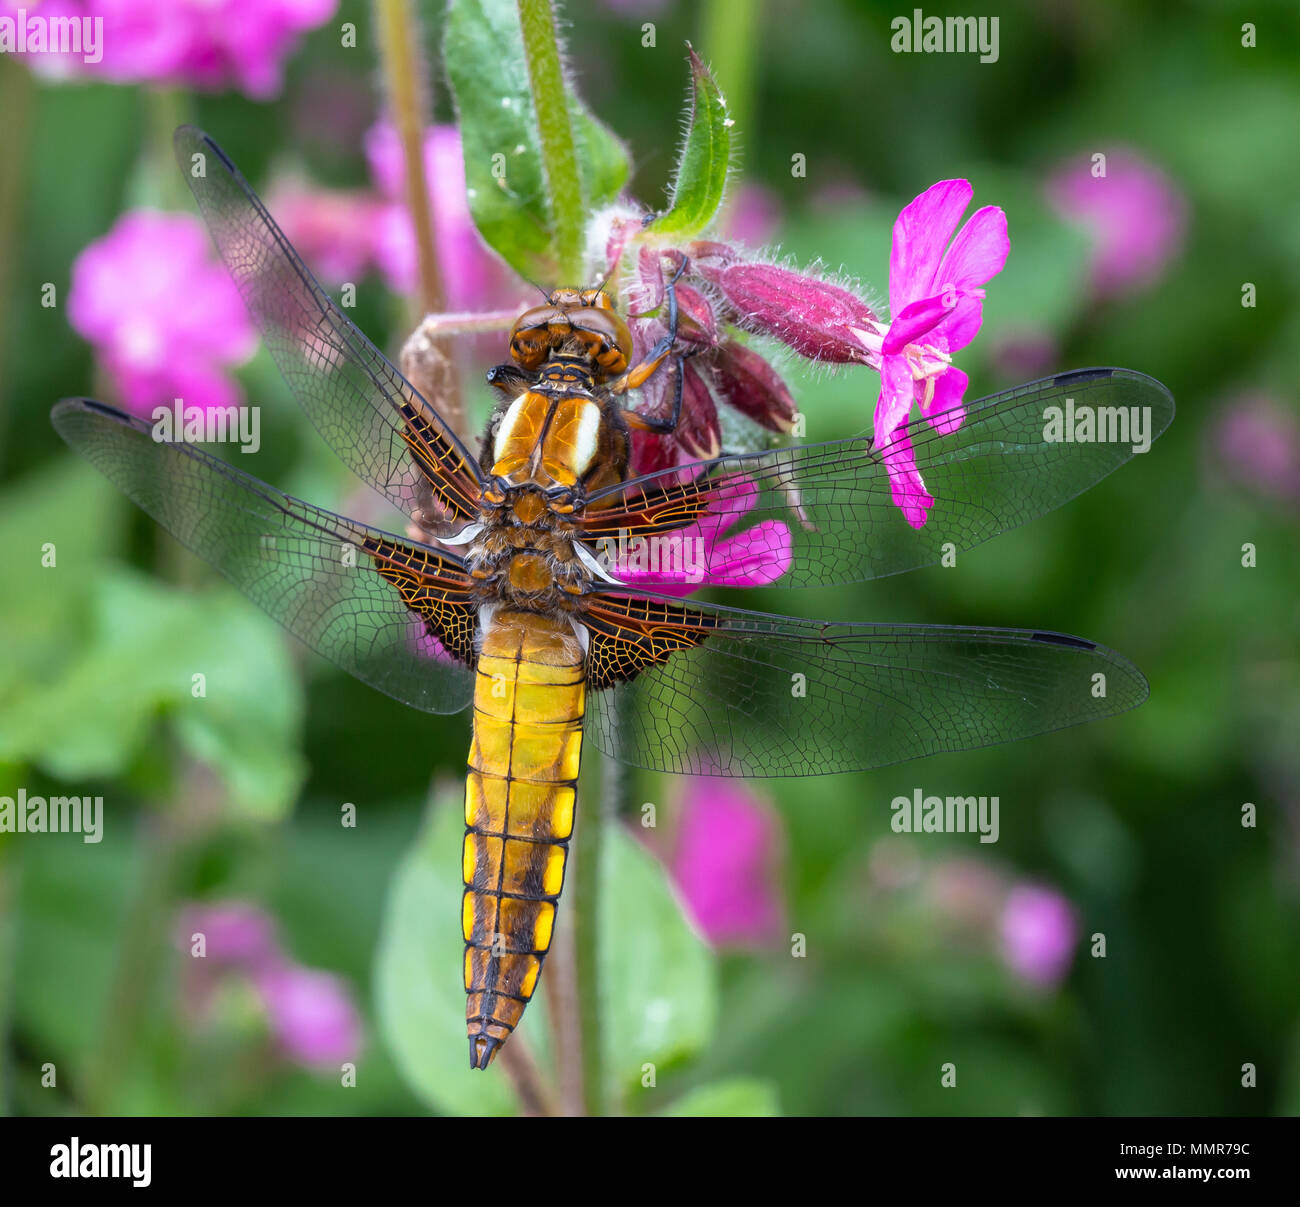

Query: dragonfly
[52,127,1175,1071]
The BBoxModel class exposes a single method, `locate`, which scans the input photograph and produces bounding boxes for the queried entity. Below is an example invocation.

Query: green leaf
[444,0,629,283]
[599,811,716,1099]
[0,569,305,822]
[651,45,732,238]
[375,779,717,1115]
[659,1077,782,1117]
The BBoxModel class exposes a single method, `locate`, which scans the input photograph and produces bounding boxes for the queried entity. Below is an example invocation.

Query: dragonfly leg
[610,255,690,396]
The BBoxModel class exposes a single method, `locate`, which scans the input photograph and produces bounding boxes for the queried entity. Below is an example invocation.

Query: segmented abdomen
[463,608,584,1069]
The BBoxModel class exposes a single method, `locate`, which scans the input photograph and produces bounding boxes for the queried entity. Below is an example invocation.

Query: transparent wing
[52,398,477,714]
[580,368,1174,589]
[174,125,486,528]
[582,590,1147,776]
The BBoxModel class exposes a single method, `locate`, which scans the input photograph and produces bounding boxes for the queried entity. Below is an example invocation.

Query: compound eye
[581,288,615,310]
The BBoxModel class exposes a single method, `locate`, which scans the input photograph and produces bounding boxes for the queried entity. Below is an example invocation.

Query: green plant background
[1,0,1297,1117]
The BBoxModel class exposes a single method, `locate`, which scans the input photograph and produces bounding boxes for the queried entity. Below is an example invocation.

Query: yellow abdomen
[463,608,585,1069]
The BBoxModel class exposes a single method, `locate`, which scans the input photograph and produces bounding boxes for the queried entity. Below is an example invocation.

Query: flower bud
[711,340,796,433]
[696,260,881,363]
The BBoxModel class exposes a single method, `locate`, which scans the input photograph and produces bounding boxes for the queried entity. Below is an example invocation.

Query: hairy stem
[517,0,584,282]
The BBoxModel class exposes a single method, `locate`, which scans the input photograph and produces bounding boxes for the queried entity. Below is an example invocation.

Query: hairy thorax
[465,511,592,613]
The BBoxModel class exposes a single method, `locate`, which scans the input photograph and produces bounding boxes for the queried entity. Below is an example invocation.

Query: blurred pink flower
[723,183,782,247]
[255,965,362,1066]
[176,901,277,967]
[175,899,361,1070]
[609,475,791,595]
[364,121,514,310]
[267,179,386,287]
[669,778,785,947]
[68,210,256,418]
[990,326,1059,382]
[999,884,1079,987]
[31,0,337,99]
[1045,149,1187,299]
[871,179,1009,529]
[1210,392,1300,505]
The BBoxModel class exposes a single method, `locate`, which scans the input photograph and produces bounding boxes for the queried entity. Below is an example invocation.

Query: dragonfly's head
[508,288,633,379]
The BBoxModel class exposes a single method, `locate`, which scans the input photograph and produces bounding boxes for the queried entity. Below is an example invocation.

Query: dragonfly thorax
[465,522,590,610]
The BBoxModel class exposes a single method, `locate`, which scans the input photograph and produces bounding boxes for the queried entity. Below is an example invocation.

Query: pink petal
[882,291,959,356]
[924,366,967,435]
[873,354,916,443]
[670,779,785,947]
[935,204,1009,292]
[704,521,793,588]
[889,179,973,314]
[879,422,935,529]
[929,291,985,352]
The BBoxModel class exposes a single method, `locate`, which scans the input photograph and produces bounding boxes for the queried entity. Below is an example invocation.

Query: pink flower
[255,965,362,1066]
[999,885,1079,987]
[39,0,337,100]
[1046,149,1187,299]
[670,779,785,947]
[364,122,513,310]
[609,476,792,595]
[267,179,386,287]
[176,902,278,968]
[1209,393,1300,506]
[723,183,782,247]
[68,210,256,418]
[870,179,1009,528]
[174,899,362,1070]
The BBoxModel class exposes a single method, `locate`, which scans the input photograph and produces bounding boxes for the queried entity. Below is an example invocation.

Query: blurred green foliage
[1,0,1297,1117]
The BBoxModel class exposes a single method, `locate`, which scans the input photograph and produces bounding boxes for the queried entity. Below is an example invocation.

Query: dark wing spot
[1032,631,1096,650]
[1053,367,1115,388]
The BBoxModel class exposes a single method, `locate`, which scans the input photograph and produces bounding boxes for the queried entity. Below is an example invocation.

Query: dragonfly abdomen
[463,608,585,1069]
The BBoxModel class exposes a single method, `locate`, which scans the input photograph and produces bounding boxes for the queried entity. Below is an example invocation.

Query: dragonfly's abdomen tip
[470,1034,501,1070]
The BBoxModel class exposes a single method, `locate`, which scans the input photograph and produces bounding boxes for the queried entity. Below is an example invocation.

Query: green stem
[148,88,191,211]
[517,0,584,281]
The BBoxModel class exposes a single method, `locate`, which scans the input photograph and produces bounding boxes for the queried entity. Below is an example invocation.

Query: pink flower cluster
[68,210,256,418]
[16,0,336,99]
[175,900,362,1067]
[271,122,513,313]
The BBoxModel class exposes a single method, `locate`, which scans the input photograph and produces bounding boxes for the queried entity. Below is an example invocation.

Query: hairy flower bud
[675,284,719,346]
[694,260,881,363]
[711,340,796,433]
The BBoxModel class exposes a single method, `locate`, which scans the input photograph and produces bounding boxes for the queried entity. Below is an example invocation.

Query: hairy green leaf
[445,0,629,283]
[652,45,732,237]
